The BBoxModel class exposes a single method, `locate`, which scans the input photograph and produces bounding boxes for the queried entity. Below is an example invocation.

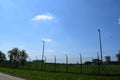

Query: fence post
[80,54,82,74]
[28,58,31,70]
[35,57,38,70]
[65,54,68,73]
[54,55,56,72]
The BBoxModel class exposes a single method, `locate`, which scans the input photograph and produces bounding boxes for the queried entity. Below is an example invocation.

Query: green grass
[17,62,120,74]
[2,61,120,74]
[0,67,120,80]
[1,61,120,74]
[103,65,120,73]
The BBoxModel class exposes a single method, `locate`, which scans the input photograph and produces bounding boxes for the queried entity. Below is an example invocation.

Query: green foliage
[0,51,6,62]
[19,50,28,65]
[8,48,28,67]
[8,48,20,63]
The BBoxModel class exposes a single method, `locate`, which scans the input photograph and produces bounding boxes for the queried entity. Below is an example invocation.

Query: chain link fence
[0,55,120,75]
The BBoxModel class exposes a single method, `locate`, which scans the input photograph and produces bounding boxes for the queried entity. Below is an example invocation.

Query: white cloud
[42,38,52,43]
[31,13,53,21]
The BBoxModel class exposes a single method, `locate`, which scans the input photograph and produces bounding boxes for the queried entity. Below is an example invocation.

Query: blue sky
[0,0,120,61]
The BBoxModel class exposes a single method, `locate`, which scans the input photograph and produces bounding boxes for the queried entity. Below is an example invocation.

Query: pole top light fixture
[98,29,100,32]
[42,41,45,42]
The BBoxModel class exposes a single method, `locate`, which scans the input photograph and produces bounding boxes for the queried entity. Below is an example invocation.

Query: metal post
[98,29,104,72]
[41,41,45,70]
[44,56,47,71]
[42,41,45,62]
[28,58,31,70]
[36,57,38,70]
[65,54,68,73]
[80,54,82,74]
[54,55,56,72]
[97,52,100,73]
[98,29,103,62]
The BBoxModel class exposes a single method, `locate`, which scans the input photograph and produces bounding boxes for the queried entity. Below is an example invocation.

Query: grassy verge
[0,67,120,80]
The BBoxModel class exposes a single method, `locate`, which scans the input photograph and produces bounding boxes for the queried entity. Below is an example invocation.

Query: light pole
[65,54,68,73]
[42,41,45,62]
[41,41,45,70]
[54,55,56,72]
[98,29,103,62]
[80,54,82,73]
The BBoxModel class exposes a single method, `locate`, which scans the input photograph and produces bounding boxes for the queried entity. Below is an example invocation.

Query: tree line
[0,47,28,68]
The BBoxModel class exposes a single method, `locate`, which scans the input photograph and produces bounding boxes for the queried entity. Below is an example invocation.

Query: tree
[8,48,20,63]
[0,51,6,62]
[19,50,28,65]
[8,48,28,67]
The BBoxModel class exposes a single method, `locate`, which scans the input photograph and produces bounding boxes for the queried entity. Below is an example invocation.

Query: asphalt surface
[0,73,26,80]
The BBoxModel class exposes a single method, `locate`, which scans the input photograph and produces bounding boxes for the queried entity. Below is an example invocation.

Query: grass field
[0,61,120,80]
[0,67,120,80]
[1,61,120,74]
[16,62,120,74]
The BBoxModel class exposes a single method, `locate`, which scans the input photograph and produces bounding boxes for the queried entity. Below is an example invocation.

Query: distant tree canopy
[84,61,92,65]
[8,48,28,65]
[0,51,6,62]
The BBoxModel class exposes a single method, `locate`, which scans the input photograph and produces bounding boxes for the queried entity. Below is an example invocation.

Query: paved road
[0,73,26,80]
